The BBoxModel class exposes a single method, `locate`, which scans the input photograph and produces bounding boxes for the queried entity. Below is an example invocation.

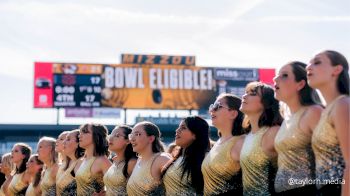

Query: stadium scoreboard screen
[53,74,102,107]
[34,56,275,109]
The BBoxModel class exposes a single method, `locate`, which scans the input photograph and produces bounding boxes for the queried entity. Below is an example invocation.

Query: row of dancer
[198,50,348,196]
[0,50,348,196]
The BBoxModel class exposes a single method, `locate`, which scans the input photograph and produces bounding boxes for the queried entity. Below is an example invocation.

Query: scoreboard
[34,61,275,109]
[34,63,105,108]
[53,74,102,107]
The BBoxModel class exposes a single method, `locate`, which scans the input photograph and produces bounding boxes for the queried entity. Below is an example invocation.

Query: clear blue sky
[0,0,349,124]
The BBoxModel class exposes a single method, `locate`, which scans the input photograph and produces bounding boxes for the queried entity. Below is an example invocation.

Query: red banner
[34,62,53,107]
[259,68,275,85]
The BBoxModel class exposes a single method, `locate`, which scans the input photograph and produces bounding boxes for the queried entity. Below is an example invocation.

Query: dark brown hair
[324,50,349,95]
[112,125,137,178]
[217,93,245,136]
[181,116,210,194]
[80,123,109,157]
[243,82,283,131]
[64,129,85,171]
[289,61,321,105]
[31,154,43,187]
[134,121,165,153]
[14,143,32,174]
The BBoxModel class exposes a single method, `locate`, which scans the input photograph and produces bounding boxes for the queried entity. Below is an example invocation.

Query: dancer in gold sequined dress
[38,137,59,196]
[103,125,137,196]
[25,154,43,196]
[76,124,111,196]
[240,82,283,196]
[0,153,13,196]
[56,130,84,196]
[55,131,69,191]
[307,50,349,196]
[201,93,245,195]
[163,116,210,195]
[273,61,323,195]
[127,121,171,196]
[8,143,32,196]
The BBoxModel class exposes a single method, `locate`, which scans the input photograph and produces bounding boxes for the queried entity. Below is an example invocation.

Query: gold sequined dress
[163,156,197,196]
[76,157,104,196]
[56,160,78,196]
[240,127,277,196]
[127,153,165,195]
[201,136,242,195]
[55,162,65,184]
[103,160,128,196]
[312,95,346,189]
[25,183,37,196]
[56,162,64,177]
[40,167,56,196]
[8,173,28,196]
[0,177,10,196]
[0,186,4,196]
[274,107,315,192]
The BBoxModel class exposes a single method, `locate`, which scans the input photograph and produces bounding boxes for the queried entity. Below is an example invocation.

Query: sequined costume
[0,187,4,196]
[25,183,37,196]
[76,157,104,196]
[0,177,11,196]
[127,153,165,195]
[240,127,277,196]
[56,160,78,196]
[163,156,198,196]
[8,173,28,196]
[40,167,56,196]
[55,162,65,183]
[274,107,315,192]
[201,136,242,195]
[103,160,128,196]
[312,95,346,189]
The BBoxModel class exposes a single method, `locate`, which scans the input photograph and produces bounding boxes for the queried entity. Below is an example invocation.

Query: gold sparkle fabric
[25,183,36,196]
[55,163,65,183]
[103,160,128,196]
[163,156,197,196]
[127,153,165,196]
[274,107,315,192]
[0,185,5,196]
[76,157,104,196]
[56,160,78,196]
[312,95,346,189]
[40,167,56,196]
[8,173,28,196]
[201,136,242,195]
[240,127,277,196]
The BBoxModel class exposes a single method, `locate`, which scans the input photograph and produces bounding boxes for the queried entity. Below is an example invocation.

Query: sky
[0,0,349,125]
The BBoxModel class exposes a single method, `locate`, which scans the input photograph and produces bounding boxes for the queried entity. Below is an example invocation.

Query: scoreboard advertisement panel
[101,63,216,109]
[34,62,274,110]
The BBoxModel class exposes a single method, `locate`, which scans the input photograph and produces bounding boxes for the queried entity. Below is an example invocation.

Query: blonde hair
[1,153,14,174]
[39,136,58,164]
[57,131,69,163]
[167,142,178,154]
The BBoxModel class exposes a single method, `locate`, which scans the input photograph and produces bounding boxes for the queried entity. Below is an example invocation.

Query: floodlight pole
[56,108,60,125]
[189,109,193,116]
[124,108,127,125]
